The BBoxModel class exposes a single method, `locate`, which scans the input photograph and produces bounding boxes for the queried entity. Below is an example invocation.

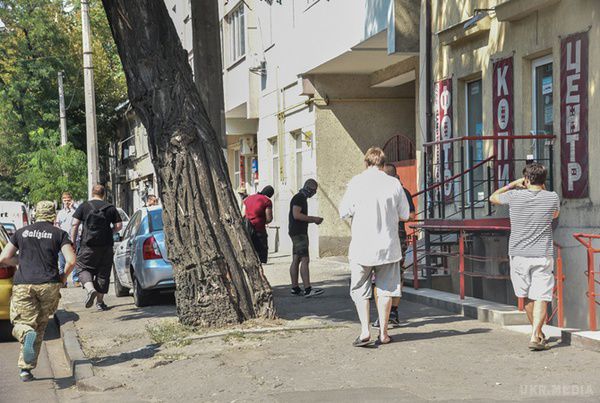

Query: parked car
[1,223,16,237]
[0,201,30,230]
[0,225,16,341]
[112,206,173,307]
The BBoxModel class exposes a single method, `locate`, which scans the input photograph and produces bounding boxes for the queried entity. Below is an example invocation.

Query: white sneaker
[304,288,324,298]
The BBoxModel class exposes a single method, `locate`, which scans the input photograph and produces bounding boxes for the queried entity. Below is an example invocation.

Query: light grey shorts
[350,260,402,302]
[510,256,555,302]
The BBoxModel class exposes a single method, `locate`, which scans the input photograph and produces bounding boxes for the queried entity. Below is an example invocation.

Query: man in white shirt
[55,191,78,284]
[340,147,410,346]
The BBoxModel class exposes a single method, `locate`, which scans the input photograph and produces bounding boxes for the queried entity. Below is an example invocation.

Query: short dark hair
[524,163,547,186]
[91,184,106,198]
[61,191,72,199]
[260,186,275,198]
[383,163,398,178]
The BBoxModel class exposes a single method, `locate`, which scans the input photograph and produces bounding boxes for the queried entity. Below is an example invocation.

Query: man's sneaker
[389,310,400,326]
[96,302,109,311]
[304,288,324,298]
[19,369,34,382]
[22,330,37,365]
[291,287,303,296]
[372,318,380,328]
[84,289,97,308]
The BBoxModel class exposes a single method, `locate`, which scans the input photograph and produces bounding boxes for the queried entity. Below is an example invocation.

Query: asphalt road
[0,322,60,403]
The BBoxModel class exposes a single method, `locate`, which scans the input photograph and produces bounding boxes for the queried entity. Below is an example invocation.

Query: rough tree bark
[101,0,275,326]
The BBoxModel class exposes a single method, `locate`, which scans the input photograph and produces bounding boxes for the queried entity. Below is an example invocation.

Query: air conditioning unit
[126,169,139,181]
[128,144,137,158]
[248,53,266,74]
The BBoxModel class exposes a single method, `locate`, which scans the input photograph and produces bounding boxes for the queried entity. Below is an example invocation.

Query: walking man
[490,163,559,350]
[371,163,415,328]
[0,201,75,382]
[71,185,122,311]
[289,179,324,297]
[55,191,79,286]
[242,185,274,264]
[340,148,410,346]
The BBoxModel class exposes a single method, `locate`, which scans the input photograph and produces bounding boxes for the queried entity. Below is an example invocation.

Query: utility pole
[81,0,99,198]
[58,71,67,146]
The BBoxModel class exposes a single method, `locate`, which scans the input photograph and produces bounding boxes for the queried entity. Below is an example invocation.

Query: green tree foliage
[0,0,126,204]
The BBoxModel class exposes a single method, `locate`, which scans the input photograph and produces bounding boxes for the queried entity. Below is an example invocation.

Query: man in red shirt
[242,186,274,263]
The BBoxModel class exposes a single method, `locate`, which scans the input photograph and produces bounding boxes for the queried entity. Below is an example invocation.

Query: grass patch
[146,319,193,346]
[222,330,246,343]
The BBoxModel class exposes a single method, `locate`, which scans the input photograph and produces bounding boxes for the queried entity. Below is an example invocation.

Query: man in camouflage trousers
[0,201,75,382]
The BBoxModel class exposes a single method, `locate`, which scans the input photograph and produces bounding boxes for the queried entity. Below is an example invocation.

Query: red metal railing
[573,233,600,331]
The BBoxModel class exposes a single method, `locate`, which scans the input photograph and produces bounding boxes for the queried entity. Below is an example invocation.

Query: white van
[0,201,31,230]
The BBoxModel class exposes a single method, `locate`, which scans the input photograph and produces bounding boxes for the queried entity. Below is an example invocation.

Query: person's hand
[314,217,324,225]
[60,273,68,285]
[510,178,526,189]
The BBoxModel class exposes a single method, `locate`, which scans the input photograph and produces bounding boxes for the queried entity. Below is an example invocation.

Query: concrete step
[402,287,529,326]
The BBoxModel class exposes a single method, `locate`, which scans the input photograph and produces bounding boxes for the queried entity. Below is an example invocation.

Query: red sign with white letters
[561,32,589,198]
[492,57,514,189]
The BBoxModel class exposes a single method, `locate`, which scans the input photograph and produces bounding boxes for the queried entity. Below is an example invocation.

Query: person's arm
[241,203,247,218]
[553,194,560,219]
[490,178,524,205]
[339,181,355,219]
[0,242,18,267]
[71,218,81,242]
[265,207,273,224]
[113,222,123,233]
[60,243,76,284]
[111,207,123,233]
[397,186,410,222]
[292,206,323,224]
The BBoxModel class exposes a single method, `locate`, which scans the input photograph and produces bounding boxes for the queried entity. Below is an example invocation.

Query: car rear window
[149,210,163,232]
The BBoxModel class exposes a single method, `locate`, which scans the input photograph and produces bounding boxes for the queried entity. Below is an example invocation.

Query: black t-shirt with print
[399,187,416,236]
[73,200,122,247]
[11,221,72,285]
[288,192,308,236]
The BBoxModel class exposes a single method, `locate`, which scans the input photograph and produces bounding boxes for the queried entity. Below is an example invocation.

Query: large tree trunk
[101,0,274,326]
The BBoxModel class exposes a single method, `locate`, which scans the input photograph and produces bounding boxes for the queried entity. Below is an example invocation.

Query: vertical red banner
[436,78,453,202]
[492,57,514,189]
[561,31,589,198]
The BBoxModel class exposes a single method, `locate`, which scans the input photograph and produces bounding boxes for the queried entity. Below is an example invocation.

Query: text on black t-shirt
[11,221,71,285]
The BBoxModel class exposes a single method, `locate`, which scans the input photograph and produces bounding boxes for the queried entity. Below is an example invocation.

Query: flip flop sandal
[378,335,392,345]
[352,336,373,347]
[528,337,550,351]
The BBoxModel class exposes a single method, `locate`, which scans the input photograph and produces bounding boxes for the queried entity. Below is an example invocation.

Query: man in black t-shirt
[0,201,75,382]
[288,179,324,298]
[71,184,122,311]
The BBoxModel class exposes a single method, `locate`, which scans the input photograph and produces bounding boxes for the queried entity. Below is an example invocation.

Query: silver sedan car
[112,206,174,307]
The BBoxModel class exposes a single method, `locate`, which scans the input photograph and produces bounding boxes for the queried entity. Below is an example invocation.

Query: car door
[114,211,141,286]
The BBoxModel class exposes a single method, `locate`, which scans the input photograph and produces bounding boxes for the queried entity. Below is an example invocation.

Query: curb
[54,309,95,384]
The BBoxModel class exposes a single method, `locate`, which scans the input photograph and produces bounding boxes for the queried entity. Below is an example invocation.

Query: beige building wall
[310,75,416,256]
[421,0,600,329]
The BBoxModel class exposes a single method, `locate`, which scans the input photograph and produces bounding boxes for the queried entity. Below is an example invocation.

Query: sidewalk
[57,254,600,402]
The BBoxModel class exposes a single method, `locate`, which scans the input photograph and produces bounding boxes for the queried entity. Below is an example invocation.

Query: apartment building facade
[220,0,420,256]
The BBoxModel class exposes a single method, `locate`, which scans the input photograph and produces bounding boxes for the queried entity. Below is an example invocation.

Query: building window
[532,56,553,161]
[225,3,246,64]
[270,137,279,187]
[233,148,240,190]
[466,79,483,203]
[292,131,303,190]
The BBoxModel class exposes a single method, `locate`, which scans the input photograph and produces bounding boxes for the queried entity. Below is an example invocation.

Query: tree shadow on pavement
[92,343,161,367]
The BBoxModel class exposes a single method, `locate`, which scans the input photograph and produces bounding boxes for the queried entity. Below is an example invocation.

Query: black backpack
[82,202,112,246]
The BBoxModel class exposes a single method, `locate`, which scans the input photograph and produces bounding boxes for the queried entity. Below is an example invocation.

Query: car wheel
[113,266,130,297]
[0,320,15,342]
[132,274,151,307]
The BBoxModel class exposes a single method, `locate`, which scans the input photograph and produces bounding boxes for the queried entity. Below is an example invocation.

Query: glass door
[532,56,553,163]
[466,79,483,205]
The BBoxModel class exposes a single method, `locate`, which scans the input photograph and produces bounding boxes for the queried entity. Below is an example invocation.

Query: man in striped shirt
[491,163,560,351]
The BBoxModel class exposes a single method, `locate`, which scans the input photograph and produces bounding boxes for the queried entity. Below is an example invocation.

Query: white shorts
[350,260,402,302]
[509,256,554,302]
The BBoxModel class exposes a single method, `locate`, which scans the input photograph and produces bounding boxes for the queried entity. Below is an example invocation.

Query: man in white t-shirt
[340,147,410,347]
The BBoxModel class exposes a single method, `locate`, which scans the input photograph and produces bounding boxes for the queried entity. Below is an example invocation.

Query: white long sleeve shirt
[339,167,410,266]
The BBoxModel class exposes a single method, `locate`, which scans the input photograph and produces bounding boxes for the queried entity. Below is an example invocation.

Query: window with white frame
[292,131,303,190]
[233,149,241,190]
[270,137,279,187]
[225,3,246,64]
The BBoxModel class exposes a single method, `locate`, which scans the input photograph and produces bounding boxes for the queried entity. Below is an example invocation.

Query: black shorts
[75,245,114,294]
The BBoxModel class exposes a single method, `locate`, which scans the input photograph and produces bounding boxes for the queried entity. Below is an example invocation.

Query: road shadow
[54,309,80,325]
[389,327,491,343]
[92,343,161,367]
[114,294,176,321]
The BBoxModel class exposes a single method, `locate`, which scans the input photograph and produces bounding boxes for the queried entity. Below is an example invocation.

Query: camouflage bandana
[35,200,56,222]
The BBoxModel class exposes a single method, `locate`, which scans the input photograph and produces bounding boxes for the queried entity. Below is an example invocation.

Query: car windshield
[149,210,163,232]
[117,208,129,222]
